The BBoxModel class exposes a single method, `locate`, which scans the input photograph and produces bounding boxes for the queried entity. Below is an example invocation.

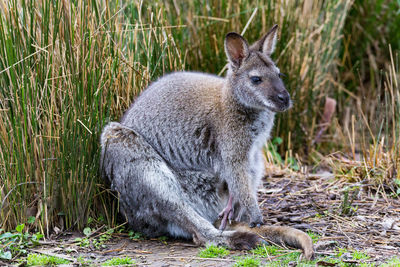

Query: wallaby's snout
[269,78,291,112]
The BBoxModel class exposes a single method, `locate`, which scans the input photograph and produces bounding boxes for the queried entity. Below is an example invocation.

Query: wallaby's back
[122,72,226,171]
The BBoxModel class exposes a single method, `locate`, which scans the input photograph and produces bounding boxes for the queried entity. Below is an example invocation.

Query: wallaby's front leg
[218,194,234,230]
[222,160,264,227]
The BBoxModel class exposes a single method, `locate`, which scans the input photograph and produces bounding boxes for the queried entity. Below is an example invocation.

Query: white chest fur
[248,110,275,190]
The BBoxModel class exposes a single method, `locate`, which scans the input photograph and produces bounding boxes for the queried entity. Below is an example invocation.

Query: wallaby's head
[224,25,290,112]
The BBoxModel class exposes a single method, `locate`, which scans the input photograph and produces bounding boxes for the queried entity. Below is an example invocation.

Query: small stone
[381,218,396,230]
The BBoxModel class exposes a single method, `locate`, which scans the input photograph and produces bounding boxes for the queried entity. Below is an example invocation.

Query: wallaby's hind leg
[100,122,260,249]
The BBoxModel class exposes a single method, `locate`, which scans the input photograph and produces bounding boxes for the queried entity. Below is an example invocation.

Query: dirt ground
[14,169,400,266]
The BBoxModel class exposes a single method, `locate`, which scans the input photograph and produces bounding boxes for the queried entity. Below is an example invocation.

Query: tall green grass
[0,0,185,232]
[2,0,396,232]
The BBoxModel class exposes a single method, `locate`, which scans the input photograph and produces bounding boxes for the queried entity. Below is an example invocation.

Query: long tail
[215,220,314,260]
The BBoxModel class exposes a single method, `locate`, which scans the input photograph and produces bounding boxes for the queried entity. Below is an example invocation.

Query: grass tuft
[329,47,400,196]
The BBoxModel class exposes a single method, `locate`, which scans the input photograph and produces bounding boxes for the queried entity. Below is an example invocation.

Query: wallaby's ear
[225,32,249,70]
[251,24,278,56]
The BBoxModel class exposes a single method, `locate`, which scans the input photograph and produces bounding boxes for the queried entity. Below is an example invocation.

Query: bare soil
[16,168,400,266]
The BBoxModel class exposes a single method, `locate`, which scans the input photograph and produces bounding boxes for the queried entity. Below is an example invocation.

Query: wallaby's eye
[278,72,286,78]
[250,76,262,85]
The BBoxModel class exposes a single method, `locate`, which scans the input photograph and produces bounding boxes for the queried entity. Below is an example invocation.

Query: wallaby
[100,25,314,259]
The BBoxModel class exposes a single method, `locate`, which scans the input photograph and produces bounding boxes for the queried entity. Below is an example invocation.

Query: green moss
[234,256,261,267]
[26,253,70,266]
[102,257,135,266]
[197,245,229,258]
[250,245,280,257]
[276,252,302,265]
[307,231,321,243]
[352,250,369,260]
[76,256,92,265]
[358,263,375,267]
[380,257,400,267]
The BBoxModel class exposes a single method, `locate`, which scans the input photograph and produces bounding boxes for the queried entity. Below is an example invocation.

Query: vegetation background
[0,0,399,236]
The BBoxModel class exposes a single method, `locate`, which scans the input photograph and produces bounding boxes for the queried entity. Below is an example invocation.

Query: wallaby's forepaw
[248,211,264,228]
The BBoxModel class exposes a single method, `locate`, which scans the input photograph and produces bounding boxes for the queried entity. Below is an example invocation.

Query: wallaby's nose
[277,93,289,106]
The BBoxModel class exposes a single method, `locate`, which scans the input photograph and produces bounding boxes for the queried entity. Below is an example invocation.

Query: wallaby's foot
[214,219,315,260]
[249,224,314,260]
[218,194,234,230]
[255,225,314,260]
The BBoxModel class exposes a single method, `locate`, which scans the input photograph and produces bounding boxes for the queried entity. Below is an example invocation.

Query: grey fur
[100,26,293,248]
